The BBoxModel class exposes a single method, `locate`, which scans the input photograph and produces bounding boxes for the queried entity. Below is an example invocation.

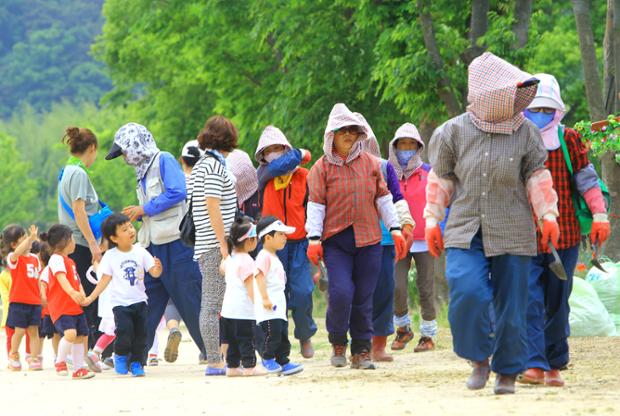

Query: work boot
[390,326,414,350]
[371,336,393,362]
[494,374,517,395]
[350,350,375,370]
[466,358,490,390]
[544,369,565,387]
[300,339,314,359]
[413,336,435,353]
[330,344,347,368]
[517,368,544,385]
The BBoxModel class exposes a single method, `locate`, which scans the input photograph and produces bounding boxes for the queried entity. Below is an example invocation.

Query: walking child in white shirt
[83,213,162,377]
[255,216,303,375]
[220,216,266,377]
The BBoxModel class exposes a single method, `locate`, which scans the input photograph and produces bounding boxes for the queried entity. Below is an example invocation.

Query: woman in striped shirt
[190,116,238,376]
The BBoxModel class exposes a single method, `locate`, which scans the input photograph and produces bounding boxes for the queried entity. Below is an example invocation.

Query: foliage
[0,0,111,117]
[0,133,38,226]
[575,115,620,163]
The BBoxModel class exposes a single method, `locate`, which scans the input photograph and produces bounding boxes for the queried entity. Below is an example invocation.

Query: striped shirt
[429,113,547,257]
[188,154,237,260]
[307,152,390,247]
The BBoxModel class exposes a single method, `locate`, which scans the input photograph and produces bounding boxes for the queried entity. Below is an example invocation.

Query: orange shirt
[7,253,41,305]
[261,168,309,241]
[47,254,83,322]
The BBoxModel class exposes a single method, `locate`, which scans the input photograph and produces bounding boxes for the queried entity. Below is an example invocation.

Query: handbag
[58,168,113,240]
[179,196,196,247]
[558,126,611,235]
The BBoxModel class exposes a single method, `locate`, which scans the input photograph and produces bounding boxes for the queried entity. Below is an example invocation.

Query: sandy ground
[1,323,619,416]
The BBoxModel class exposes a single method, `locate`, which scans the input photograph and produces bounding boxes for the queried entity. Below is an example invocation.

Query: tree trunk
[417,0,463,117]
[572,0,606,120]
[462,0,489,65]
[602,0,620,260]
[603,1,615,113]
[512,0,533,49]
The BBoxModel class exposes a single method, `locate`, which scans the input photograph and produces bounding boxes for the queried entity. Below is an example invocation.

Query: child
[1,224,42,371]
[37,242,61,365]
[41,224,94,379]
[83,213,163,377]
[388,123,439,353]
[254,216,303,375]
[84,240,115,372]
[255,126,317,358]
[220,217,266,376]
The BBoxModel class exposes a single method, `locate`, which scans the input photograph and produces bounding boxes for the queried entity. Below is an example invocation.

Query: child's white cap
[258,219,295,239]
[181,140,204,158]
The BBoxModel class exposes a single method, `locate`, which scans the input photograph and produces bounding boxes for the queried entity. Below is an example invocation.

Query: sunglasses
[528,108,555,114]
[334,126,362,135]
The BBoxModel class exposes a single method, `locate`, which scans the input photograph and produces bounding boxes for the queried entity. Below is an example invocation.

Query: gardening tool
[590,242,607,273]
[548,242,568,281]
[318,259,329,292]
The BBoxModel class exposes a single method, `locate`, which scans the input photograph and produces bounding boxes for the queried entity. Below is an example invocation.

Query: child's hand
[153,257,162,272]
[71,290,86,305]
[149,257,163,278]
[41,297,48,308]
[263,298,273,311]
[28,224,39,241]
[80,296,92,307]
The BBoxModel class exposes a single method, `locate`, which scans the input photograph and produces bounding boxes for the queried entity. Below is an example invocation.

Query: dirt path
[2,326,618,416]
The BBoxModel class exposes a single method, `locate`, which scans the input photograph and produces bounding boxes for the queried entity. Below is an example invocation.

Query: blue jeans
[145,240,206,357]
[277,239,317,341]
[526,244,579,370]
[446,231,530,375]
[372,245,395,336]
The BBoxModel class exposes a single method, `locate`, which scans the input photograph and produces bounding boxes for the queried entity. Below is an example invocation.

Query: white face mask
[264,150,284,163]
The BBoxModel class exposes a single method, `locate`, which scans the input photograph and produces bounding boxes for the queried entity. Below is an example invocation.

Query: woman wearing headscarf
[226,149,260,220]
[424,53,560,394]
[518,74,610,387]
[105,123,207,364]
[305,103,406,370]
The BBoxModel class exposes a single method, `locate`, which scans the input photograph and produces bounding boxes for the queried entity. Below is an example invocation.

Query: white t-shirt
[39,266,50,283]
[98,244,155,308]
[220,252,256,320]
[253,250,287,323]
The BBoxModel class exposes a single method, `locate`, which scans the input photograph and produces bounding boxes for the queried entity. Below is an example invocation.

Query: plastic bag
[586,262,620,332]
[569,277,616,337]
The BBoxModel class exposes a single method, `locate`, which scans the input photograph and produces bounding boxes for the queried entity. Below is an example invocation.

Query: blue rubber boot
[130,361,145,377]
[114,355,129,375]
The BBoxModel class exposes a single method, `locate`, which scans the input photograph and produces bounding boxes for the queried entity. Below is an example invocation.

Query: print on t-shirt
[120,260,141,286]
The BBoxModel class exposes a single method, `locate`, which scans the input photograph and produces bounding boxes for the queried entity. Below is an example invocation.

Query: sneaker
[205,366,226,376]
[413,336,435,353]
[262,358,282,374]
[72,368,95,380]
[86,351,102,373]
[55,361,68,376]
[226,367,244,377]
[8,352,21,371]
[350,351,375,370]
[242,366,268,376]
[300,339,314,359]
[281,362,303,376]
[102,356,114,370]
[164,329,182,363]
[147,354,159,366]
[130,361,145,377]
[114,355,129,375]
[27,356,43,371]
[330,344,347,368]
[391,326,414,350]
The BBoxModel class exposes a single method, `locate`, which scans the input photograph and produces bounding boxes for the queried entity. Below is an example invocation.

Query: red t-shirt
[47,254,83,322]
[7,253,41,305]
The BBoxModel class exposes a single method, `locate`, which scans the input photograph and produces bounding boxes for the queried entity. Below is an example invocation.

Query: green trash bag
[586,262,620,332]
[569,277,616,337]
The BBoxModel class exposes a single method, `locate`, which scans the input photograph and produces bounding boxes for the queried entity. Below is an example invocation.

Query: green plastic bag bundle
[569,277,616,337]
[586,262,620,332]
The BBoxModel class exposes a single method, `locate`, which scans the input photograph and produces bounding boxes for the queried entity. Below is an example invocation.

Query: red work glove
[540,219,560,252]
[402,224,414,251]
[590,220,611,245]
[306,241,323,266]
[425,226,444,257]
[391,231,407,261]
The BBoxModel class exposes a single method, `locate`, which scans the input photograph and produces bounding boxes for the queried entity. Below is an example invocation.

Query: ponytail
[62,126,98,155]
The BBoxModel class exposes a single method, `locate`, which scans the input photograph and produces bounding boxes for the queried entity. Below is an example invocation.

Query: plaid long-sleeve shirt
[429,113,548,257]
[535,128,589,252]
[307,152,390,247]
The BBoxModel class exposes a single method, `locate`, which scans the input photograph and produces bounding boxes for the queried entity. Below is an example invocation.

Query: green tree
[0,132,37,226]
